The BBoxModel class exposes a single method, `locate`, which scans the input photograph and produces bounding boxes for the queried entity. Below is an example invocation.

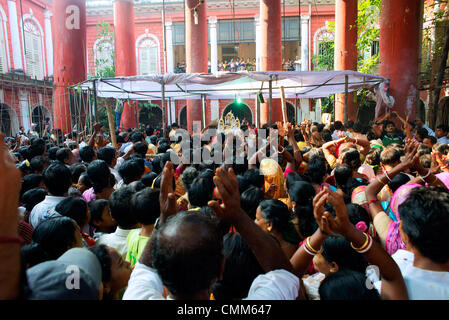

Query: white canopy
[75,70,389,101]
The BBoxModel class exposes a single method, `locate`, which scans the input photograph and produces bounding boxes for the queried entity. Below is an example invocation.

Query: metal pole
[161,79,167,137]
[162,0,167,74]
[93,80,98,123]
[256,96,260,128]
[201,94,206,129]
[295,95,299,124]
[268,78,273,125]
[344,75,348,124]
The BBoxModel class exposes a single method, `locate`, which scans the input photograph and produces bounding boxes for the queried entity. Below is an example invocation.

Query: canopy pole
[93,80,98,123]
[161,79,167,138]
[106,102,117,148]
[344,75,348,124]
[256,95,260,128]
[201,94,206,129]
[295,95,299,125]
[268,77,273,125]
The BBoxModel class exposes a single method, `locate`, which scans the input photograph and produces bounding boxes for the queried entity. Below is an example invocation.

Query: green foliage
[357,0,381,74]
[138,102,160,130]
[312,41,334,71]
[321,95,334,115]
[88,21,115,79]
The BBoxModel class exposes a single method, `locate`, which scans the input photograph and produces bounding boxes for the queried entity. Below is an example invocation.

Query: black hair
[341,148,362,171]
[417,144,432,156]
[118,158,145,185]
[306,156,327,185]
[87,160,110,194]
[288,181,317,237]
[243,168,265,189]
[181,167,199,191]
[43,162,72,196]
[212,232,264,300]
[319,269,380,300]
[55,197,89,228]
[70,163,87,185]
[130,188,160,225]
[30,156,50,173]
[21,174,44,196]
[55,148,71,164]
[188,169,215,208]
[88,244,112,283]
[334,164,367,201]
[151,211,223,298]
[258,199,292,234]
[237,175,251,194]
[346,203,371,231]
[133,142,148,158]
[321,235,369,274]
[294,129,305,142]
[399,186,449,263]
[157,143,170,154]
[88,199,109,226]
[129,132,144,143]
[240,186,265,220]
[141,172,158,188]
[79,146,96,163]
[97,147,116,167]
[321,129,332,142]
[285,171,303,191]
[21,216,78,268]
[29,138,46,158]
[21,188,47,213]
[79,172,92,188]
[47,147,59,161]
[108,186,138,229]
[334,121,344,131]
[416,127,428,140]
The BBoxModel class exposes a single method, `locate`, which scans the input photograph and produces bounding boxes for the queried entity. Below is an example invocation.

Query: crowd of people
[1,109,449,301]
[175,57,298,73]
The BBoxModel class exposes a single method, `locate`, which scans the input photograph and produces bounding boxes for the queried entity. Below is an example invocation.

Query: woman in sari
[259,158,288,200]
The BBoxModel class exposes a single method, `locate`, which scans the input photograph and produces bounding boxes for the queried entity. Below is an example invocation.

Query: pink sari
[385,184,421,255]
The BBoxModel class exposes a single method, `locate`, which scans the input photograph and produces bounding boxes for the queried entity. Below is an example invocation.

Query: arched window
[137,33,160,75]
[23,19,44,80]
[94,38,114,77]
[0,7,9,74]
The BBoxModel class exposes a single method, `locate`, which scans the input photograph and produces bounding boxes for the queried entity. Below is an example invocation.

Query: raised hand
[208,166,243,224]
[312,189,332,235]
[321,189,354,237]
[159,161,178,225]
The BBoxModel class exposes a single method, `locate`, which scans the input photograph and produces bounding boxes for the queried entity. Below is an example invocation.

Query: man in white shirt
[123,163,300,300]
[29,163,72,228]
[393,187,449,300]
[96,186,140,258]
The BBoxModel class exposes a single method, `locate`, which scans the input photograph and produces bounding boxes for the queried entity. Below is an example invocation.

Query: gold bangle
[350,233,369,251]
[306,237,321,254]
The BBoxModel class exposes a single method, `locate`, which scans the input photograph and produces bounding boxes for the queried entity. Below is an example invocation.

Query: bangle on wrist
[376,176,386,185]
[419,169,431,182]
[384,171,392,182]
[303,236,323,256]
[350,233,370,251]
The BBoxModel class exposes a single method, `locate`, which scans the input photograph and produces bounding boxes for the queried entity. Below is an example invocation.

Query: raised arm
[208,167,294,274]
[324,190,408,300]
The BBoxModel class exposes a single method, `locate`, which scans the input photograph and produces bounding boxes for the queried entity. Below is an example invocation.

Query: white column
[170,100,176,125]
[254,15,261,71]
[210,99,219,122]
[165,21,174,73]
[19,91,30,132]
[7,0,23,70]
[44,10,53,76]
[208,16,218,73]
[301,16,309,71]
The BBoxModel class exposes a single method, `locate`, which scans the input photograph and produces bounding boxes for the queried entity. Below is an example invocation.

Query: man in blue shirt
[436,124,449,144]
